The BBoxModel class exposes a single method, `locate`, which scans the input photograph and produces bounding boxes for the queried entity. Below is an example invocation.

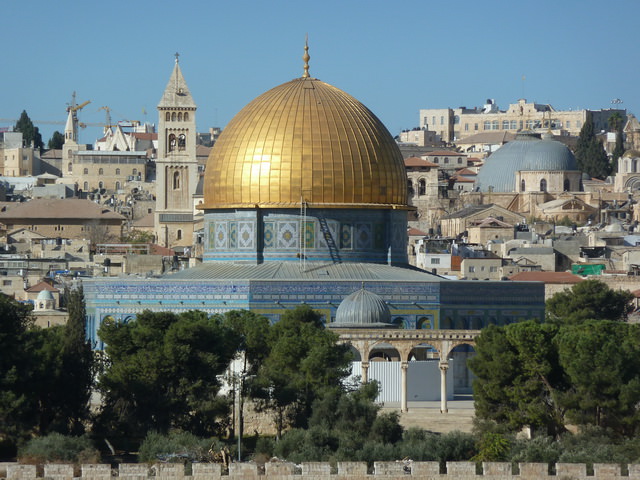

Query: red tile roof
[404,157,438,167]
[25,281,59,293]
[408,227,428,236]
[132,133,157,140]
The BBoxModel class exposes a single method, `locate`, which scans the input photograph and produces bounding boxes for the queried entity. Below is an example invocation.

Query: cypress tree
[575,114,611,179]
[14,110,44,150]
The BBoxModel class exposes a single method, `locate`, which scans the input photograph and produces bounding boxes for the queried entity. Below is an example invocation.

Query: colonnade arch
[335,329,479,413]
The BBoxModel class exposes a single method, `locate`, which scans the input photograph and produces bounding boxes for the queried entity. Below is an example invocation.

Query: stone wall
[2,461,638,480]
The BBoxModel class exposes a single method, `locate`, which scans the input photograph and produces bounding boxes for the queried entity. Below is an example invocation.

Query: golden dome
[202,76,408,209]
[622,149,640,158]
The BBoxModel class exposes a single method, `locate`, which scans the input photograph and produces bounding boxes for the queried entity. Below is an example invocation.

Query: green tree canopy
[14,110,44,150]
[0,291,94,455]
[47,131,65,150]
[575,114,611,179]
[546,279,633,324]
[0,295,35,452]
[555,321,640,436]
[608,113,626,173]
[468,321,567,437]
[249,305,353,438]
[96,310,239,441]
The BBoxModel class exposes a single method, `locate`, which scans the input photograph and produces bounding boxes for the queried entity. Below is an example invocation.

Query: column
[400,361,408,413]
[439,361,449,413]
[361,362,369,384]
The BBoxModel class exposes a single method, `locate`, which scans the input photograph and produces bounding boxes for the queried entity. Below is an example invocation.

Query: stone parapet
[1,462,637,480]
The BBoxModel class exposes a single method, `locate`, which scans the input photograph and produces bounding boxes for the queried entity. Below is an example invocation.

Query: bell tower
[155,53,198,248]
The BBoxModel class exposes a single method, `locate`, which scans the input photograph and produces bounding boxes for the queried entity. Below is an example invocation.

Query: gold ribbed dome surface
[203,76,408,208]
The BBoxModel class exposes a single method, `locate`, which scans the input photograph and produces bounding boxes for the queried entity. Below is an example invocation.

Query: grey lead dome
[333,288,392,328]
[475,132,579,192]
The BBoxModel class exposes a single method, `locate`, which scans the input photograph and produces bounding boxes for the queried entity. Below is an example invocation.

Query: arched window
[418,179,426,195]
[83,181,88,191]
[177,229,182,240]
[168,134,176,152]
[98,168,104,175]
[520,179,526,192]
[115,181,121,190]
[165,112,170,121]
[184,112,189,121]
[67,162,72,172]
[417,317,431,329]
[392,317,405,329]
[115,168,120,175]
[178,134,186,150]
[83,168,88,175]
[173,171,180,189]
[132,168,137,175]
[98,181,104,189]
[178,112,183,121]
[633,159,638,172]
[540,178,547,192]
[171,112,176,122]
[564,179,570,191]
[407,180,414,196]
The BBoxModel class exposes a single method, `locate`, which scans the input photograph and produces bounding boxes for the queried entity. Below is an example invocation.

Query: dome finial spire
[302,34,310,78]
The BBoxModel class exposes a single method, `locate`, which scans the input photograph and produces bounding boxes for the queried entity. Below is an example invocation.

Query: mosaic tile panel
[318,221,339,249]
[229,222,237,248]
[238,221,255,249]
[264,221,275,248]
[374,223,385,249]
[355,223,372,249]
[208,222,215,250]
[277,221,298,249]
[304,221,315,248]
[392,221,405,247]
[214,222,228,249]
[340,223,352,249]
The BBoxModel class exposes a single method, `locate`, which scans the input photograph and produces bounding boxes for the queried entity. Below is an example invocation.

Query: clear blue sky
[1,0,638,145]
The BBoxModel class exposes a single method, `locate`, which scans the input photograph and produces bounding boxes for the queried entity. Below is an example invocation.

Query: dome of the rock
[202,75,407,209]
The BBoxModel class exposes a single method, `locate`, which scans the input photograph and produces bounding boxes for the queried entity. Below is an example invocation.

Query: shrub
[254,436,275,459]
[435,431,477,464]
[369,412,403,444]
[509,436,560,465]
[395,429,440,461]
[18,433,99,464]
[138,431,219,463]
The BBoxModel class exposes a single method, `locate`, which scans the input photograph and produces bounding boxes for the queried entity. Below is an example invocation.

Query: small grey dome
[333,288,392,328]
[475,132,579,192]
[37,290,54,301]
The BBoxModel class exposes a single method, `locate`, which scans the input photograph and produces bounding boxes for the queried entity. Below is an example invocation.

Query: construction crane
[98,106,113,133]
[65,92,91,142]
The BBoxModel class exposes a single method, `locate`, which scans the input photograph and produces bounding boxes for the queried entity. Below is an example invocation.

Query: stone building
[0,131,38,176]
[420,98,625,143]
[0,198,125,241]
[615,150,640,192]
[154,56,199,248]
